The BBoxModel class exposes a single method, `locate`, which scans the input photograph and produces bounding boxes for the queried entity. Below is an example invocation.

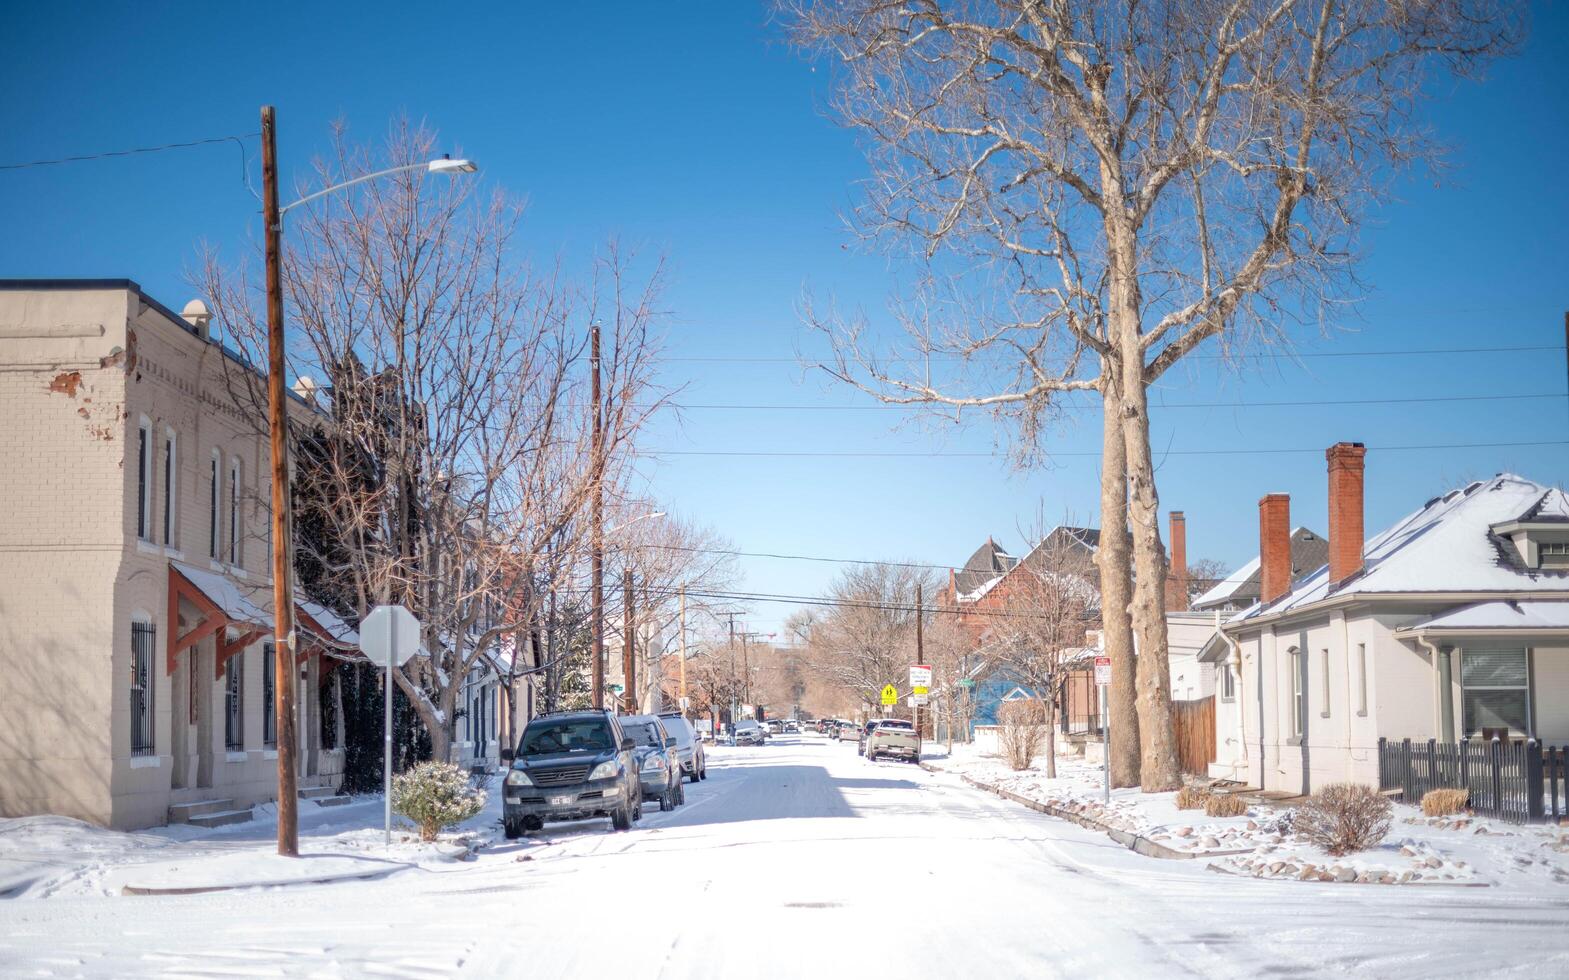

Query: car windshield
[622,721,663,747]
[879,721,913,731]
[519,719,613,755]
[659,718,693,745]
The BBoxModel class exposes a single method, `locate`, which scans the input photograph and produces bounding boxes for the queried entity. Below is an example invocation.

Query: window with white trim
[209,451,222,560]
[1320,648,1331,718]
[1356,643,1368,716]
[225,654,244,750]
[1541,541,1569,568]
[1220,661,1235,701]
[136,419,152,540]
[228,458,242,566]
[130,621,155,755]
[1461,647,1530,736]
[1289,647,1304,737]
[162,428,178,548]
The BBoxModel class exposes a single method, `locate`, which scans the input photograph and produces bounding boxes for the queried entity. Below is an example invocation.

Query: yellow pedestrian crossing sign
[880,684,898,706]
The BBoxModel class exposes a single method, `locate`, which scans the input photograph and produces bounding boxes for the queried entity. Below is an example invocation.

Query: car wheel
[699,765,707,781]
[633,798,643,821]
[503,818,522,840]
[659,791,671,812]
[676,782,686,806]
[612,803,632,831]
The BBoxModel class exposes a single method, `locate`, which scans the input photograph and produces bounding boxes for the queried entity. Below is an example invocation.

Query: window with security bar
[225,655,245,750]
[262,643,276,747]
[130,622,155,755]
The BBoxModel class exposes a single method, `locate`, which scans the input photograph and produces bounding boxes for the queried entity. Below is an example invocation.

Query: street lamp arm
[279,158,478,219]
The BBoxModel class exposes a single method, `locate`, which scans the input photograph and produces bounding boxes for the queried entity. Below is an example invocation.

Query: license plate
[549,794,573,806]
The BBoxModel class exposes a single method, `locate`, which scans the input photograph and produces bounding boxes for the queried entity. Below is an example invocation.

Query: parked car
[735,719,765,745]
[857,719,883,756]
[785,720,800,734]
[837,721,862,743]
[620,714,684,811]
[765,720,784,736]
[657,711,708,782]
[502,710,642,837]
[864,718,920,763]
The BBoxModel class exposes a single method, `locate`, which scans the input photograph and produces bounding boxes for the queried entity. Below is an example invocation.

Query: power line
[640,439,1569,459]
[0,133,259,171]
[659,343,1560,364]
[663,392,1567,412]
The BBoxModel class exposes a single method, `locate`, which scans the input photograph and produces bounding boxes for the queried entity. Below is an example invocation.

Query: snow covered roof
[1396,600,1569,634]
[172,562,272,627]
[1235,475,1569,624]
[954,538,1019,595]
[1192,528,1327,611]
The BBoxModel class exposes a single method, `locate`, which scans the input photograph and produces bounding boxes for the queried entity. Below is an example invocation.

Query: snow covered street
[4,734,1568,978]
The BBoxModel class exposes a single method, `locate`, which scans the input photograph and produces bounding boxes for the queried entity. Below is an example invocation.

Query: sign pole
[1100,683,1110,805]
[385,612,395,847]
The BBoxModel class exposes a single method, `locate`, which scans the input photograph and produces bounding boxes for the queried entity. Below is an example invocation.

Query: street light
[259,106,476,857]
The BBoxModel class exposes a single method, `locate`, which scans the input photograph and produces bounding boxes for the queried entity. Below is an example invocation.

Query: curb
[120,864,401,896]
[1204,860,1492,887]
[920,761,1251,862]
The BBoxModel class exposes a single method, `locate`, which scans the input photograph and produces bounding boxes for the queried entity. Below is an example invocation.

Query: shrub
[391,761,488,842]
[1295,783,1392,855]
[997,699,1048,771]
[1205,793,1248,818]
[1176,785,1210,810]
[1421,787,1469,817]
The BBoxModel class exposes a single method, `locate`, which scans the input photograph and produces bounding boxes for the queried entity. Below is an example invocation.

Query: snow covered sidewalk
[924,742,1569,892]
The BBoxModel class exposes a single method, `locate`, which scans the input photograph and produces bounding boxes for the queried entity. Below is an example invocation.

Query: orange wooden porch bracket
[166,567,229,676]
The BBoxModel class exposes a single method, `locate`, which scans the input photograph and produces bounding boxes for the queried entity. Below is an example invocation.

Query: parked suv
[734,719,765,745]
[657,711,708,783]
[502,710,642,837]
[864,718,919,763]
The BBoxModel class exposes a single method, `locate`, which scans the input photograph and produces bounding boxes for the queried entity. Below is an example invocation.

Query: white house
[1203,442,1569,796]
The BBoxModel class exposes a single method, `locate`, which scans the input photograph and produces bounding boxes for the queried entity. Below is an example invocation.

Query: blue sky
[3,3,1566,635]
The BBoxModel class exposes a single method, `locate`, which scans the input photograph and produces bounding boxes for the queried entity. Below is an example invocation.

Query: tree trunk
[1044,696,1058,779]
[1120,382,1181,791]
[1096,364,1141,788]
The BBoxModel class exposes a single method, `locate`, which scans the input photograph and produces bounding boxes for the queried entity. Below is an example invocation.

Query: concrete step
[186,808,254,830]
[168,799,236,823]
[298,786,339,800]
[312,794,354,807]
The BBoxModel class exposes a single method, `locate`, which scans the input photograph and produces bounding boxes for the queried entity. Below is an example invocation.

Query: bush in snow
[391,761,487,841]
[1295,783,1391,856]
[1204,793,1247,818]
[1176,785,1210,810]
[997,699,1048,771]
[1421,788,1469,817]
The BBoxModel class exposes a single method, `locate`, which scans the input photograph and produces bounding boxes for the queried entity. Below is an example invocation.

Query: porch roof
[1395,600,1569,637]
[171,562,271,628]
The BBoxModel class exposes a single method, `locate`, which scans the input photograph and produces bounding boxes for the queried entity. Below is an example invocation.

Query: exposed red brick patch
[48,371,83,397]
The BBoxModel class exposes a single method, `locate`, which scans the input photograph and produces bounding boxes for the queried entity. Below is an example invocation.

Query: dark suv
[502,710,642,837]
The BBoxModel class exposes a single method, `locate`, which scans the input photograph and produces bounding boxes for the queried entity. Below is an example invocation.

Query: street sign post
[909,665,932,688]
[360,604,421,846]
[1093,655,1111,804]
[880,684,898,706]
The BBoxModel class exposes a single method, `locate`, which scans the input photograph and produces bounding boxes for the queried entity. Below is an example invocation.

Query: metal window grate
[262,643,276,747]
[130,623,155,755]
[225,656,244,750]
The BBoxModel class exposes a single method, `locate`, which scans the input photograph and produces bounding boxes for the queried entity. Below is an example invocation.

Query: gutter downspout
[1414,632,1453,742]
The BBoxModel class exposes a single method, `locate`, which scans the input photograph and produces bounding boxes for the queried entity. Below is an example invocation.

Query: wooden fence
[1378,737,1569,824]
[1173,696,1216,777]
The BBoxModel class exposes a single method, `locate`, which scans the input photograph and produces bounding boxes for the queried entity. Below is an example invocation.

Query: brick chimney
[1327,441,1367,585]
[1259,493,1292,605]
[1165,511,1188,611]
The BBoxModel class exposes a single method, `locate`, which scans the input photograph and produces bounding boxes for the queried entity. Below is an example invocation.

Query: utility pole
[622,567,635,713]
[728,613,737,742]
[260,105,299,858]
[915,581,923,738]
[590,323,604,710]
[678,585,688,708]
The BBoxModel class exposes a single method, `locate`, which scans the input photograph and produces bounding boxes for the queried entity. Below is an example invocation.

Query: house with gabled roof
[1203,441,1569,796]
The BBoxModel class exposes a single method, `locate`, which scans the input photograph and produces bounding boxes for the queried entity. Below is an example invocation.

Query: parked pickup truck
[863,718,919,763]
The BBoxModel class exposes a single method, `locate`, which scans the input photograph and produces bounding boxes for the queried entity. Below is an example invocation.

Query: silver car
[657,712,708,783]
[619,714,684,811]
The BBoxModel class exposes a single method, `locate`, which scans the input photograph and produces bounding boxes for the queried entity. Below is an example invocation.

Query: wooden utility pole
[622,567,635,713]
[678,585,688,707]
[590,324,604,710]
[260,105,299,857]
[914,582,923,736]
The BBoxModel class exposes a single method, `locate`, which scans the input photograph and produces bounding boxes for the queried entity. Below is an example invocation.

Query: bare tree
[798,563,939,717]
[982,534,1099,777]
[1187,558,1230,605]
[201,119,670,762]
[781,0,1519,790]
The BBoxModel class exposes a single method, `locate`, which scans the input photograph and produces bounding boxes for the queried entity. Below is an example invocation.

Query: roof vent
[181,299,212,340]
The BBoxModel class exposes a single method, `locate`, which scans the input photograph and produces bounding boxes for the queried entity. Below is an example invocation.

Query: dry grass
[1296,783,1393,855]
[1204,793,1248,818]
[1421,787,1469,817]
[1176,785,1210,810]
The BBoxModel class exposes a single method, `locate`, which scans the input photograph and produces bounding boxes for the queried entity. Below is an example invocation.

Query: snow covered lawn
[925,741,1569,891]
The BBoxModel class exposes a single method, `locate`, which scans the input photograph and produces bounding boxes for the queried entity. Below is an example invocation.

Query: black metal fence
[1377,737,1569,824]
